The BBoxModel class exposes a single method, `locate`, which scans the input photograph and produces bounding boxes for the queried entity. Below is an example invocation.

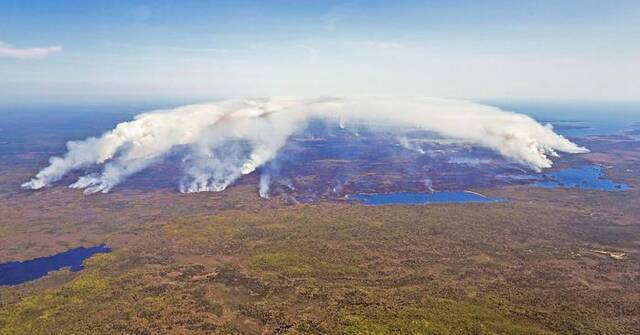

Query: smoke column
[259,173,271,199]
[22,97,588,194]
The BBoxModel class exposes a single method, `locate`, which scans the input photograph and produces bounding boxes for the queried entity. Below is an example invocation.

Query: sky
[0,0,639,106]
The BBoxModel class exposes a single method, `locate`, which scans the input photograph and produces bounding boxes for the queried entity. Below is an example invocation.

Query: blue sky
[1,0,639,105]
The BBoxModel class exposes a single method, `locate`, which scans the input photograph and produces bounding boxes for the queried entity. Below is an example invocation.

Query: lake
[0,244,112,286]
[349,191,504,205]
[533,165,630,191]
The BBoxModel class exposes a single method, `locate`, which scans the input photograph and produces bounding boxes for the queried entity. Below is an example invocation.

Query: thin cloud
[367,41,404,50]
[104,41,228,54]
[0,41,62,59]
[298,45,319,61]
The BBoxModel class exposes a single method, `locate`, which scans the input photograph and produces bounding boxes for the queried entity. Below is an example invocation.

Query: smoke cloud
[22,97,588,194]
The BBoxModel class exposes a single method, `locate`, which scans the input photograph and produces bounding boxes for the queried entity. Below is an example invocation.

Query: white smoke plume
[424,178,435,192]
[259,173,271,199]
[398,136,425,154]
[22,97,588,194]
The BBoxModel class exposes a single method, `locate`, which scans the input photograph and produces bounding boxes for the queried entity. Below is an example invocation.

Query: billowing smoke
[22,97,588,194]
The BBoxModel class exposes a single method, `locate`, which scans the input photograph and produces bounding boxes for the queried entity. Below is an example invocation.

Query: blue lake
[349,191,504,205]
[0,244,111,286]
[533,165,630,191]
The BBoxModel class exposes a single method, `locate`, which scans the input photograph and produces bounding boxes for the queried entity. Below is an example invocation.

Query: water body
[349,191,504,205]
[0,244,111,286]
[533,165,630,191]
[484,100,640,137]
